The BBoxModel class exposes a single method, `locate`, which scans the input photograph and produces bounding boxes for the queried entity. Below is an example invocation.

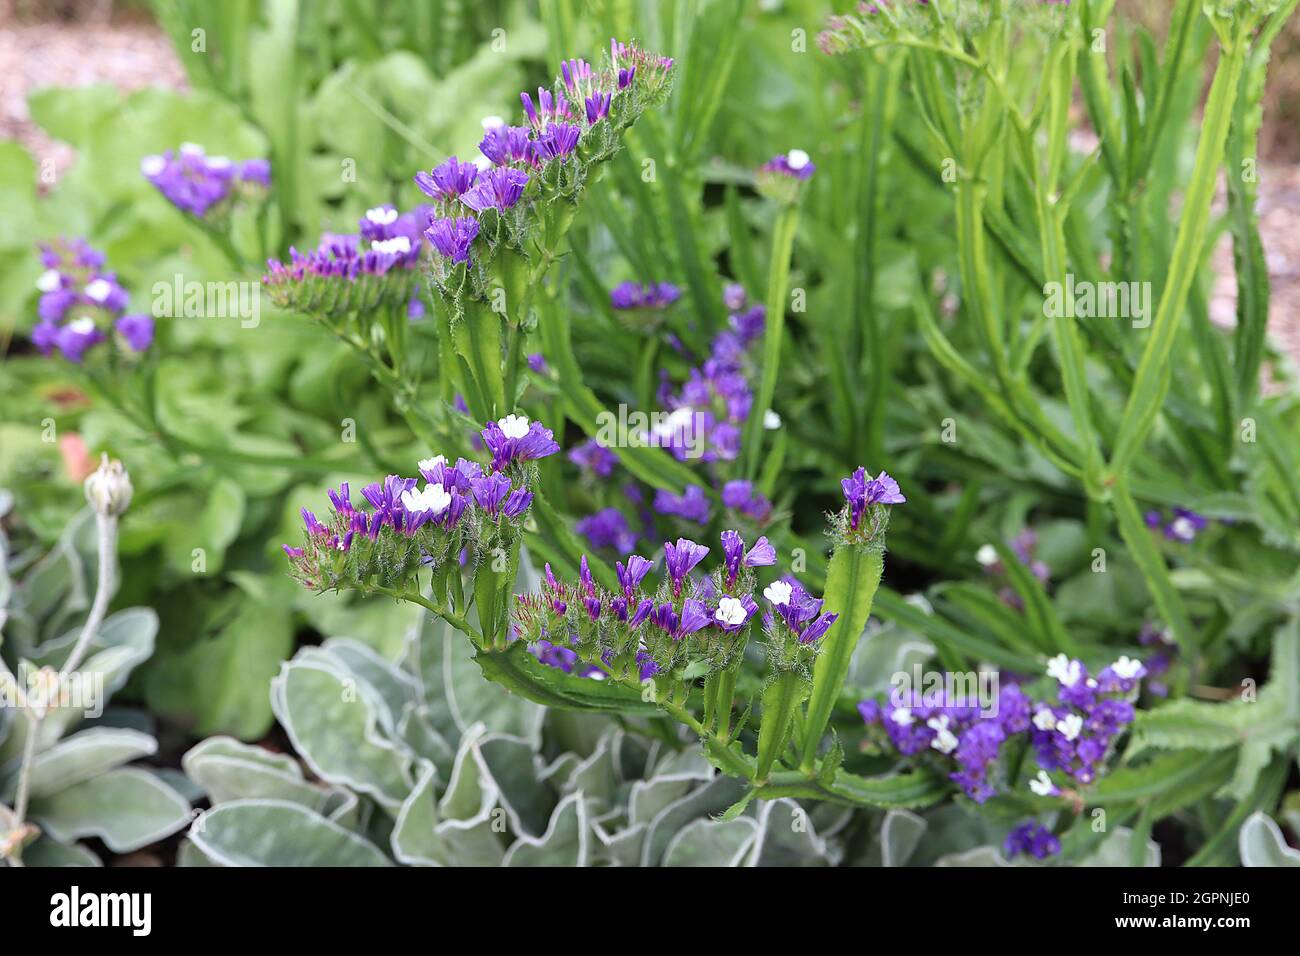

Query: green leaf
[23,728,158,800]
[271,657,417,811]
[181,736,335,810]
[503,792,590,867]
[190,799,393,866]
[1238,812,1300,867]
[662,816,757,866]
[30,768,191,853]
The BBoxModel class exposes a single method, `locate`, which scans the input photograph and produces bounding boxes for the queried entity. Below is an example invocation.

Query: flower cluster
[1144,506,1211,543]
[282,416,557,594]
[976,529,1050,610]
[755,148,815,203]
[262,205,428,317]
[859,652,1145,810]
[31,238,154,362]
[412,40,673,284]
[1003,821,1061,860]
[858,683,1031,803]
[609,280,682,329]
[655,284,768,466]
[1030,653,1143,787]
[1138,621,1176,698]
[515,530,800,685]
[835,466,906,546]
[141,143,270,218]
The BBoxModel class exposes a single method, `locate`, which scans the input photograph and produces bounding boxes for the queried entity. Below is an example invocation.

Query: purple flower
[480,415,560,471]
[840,466,906,531]
[663,537,709,596]
[239,158,272,187]
[54,319,105,363]
[610,281,681,310]
[616,554,653,598]
[585,92,611,125]
[568,439,618,479]
[424,216,480,265]
[576,508,638,552]
[760,149,815,180]
[720,530,776,588]
[654,485,711,525]
[721,479,772,523]
[479,125,536,167]
[533,122,581,162]
[414,157,480,202]
[560,58,596,96]
[521,87,571,130]
[1004,822,1060,860]
[114,313,154,352]
[141,145,249,217]
[460,167,530,213]
[527,352,547,373]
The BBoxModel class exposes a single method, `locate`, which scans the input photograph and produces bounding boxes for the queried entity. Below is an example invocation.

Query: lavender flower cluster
[283,415,558,592]
[566,283,772,553]
[1144,506,1212,543]
[859,649,1146,859]
[413,40,674,276]
[755,148,816,203]
[836,465,906,546]
[516,528,838,685]
[141,143,270,218]
[976,528,1051,610]
[263,204,429,317]
[31,238,154,363]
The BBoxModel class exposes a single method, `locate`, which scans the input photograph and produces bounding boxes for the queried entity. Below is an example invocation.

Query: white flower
[1032,708,1058,732]
[68,317,97,334]
[1168,516,1195,541]
[786,149,811,170]
[365,205,399,225]
[36,269,61,292]
[207,155,232,169]
[179,142,205,156]
[370,236,411,255]
[763,580,793,606]
[1056,714,1083,741]
[1046,653,1082,687]
[890,706,914,727]
[418,454,447,474]
[472,155,493,172]
[140,154,166,177]
[481,115,506,130]
[975,544,999,567]
[763,410,781,430]
[401,483,451,516]
[715,596,748,627]
[927,716,957,754]
[1111,656,1144,680]
[1029,770,1057,796]
[498,414,531,439]
[84,278,112,303]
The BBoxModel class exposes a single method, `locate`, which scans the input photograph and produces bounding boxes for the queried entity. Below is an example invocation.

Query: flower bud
[83,454,133,517]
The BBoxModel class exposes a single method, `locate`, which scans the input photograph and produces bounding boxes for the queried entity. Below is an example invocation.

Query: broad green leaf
[190,799,392,867]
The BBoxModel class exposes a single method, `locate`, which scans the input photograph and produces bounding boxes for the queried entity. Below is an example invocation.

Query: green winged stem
[754,669,808,783]
[799,545,884,771]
